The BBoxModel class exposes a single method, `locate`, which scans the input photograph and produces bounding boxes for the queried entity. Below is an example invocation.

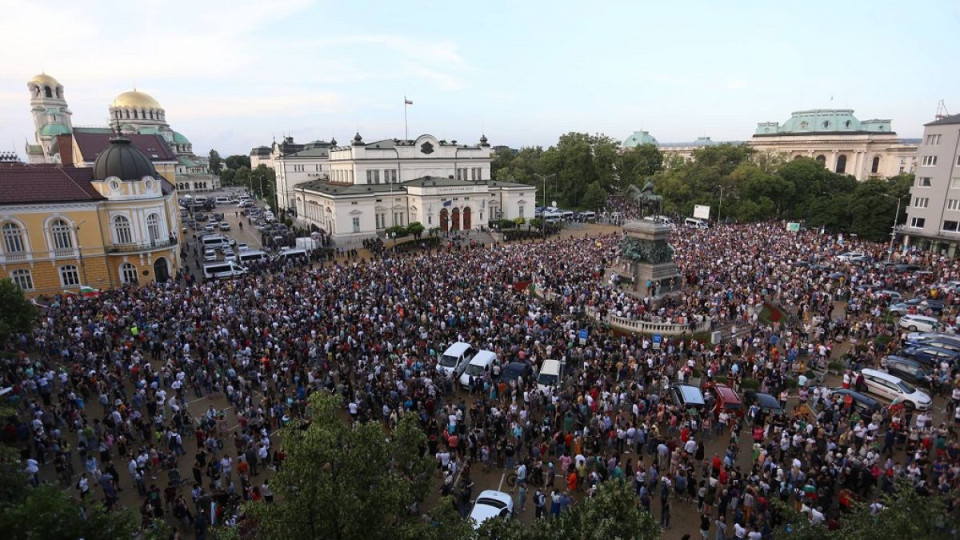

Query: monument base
[608,218,683,303]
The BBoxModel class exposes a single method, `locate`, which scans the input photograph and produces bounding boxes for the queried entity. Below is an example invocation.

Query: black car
[900,345,959,367]
[829,388,882,415]
[879,355,933,387]
[499,362,534,386]
[743,390,784,416]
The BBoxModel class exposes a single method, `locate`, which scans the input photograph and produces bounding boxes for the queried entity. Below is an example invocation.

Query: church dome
[622,131,658,149]
[92,137,157,181]
[29,73,60,87]
[111,90,162,110]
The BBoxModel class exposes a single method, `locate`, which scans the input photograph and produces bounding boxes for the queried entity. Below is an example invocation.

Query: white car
[203,249,217,262]
[899,314,940,333]
[237,243,250,252]
[219,222,231,231]
[468,490,514,530]
[836,251,865,262]
[222,248,236,262]
[859,368,932,411]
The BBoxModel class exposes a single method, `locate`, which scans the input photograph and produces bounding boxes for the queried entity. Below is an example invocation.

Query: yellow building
[0,136,181,296]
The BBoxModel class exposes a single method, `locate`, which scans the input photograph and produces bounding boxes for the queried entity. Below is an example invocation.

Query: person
[700,511,711,539]
[534,488,546,519]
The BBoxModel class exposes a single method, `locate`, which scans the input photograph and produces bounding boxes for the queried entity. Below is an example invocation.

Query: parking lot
[179,190,267,281]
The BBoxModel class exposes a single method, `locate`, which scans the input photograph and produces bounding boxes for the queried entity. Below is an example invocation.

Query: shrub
[385,225,409,238]
[740,378,760,391]
[784,378,799,389]
[514,217,526,226]
[828,360,846,373]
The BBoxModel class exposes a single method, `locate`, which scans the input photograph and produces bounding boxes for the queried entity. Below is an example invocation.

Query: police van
[203,261,247,280]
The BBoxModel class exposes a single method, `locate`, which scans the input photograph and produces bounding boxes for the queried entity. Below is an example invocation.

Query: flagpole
[404,96,409,140]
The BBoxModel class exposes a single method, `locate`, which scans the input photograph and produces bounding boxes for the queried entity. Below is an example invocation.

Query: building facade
[626,108,919,179]
[24,73,219,193]
[294,133,530,242]
[903,114,960,255]
[1,137,181,296]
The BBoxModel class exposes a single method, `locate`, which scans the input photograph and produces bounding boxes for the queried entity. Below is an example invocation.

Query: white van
[215,196,231,205]
[859,368,932,411]
[899,314,940,333]
[536,359,563,392]
[203,261,247,280]
[238,250,268,264]
[459,350,499,389]
[201,234,231,250]
[684,217,708,229]
[275,248,308,264]
[542,211,563,223]
[437,342,477,378]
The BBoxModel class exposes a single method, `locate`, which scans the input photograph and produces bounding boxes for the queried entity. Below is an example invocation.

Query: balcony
[0,251,29,263]
[108,238,178,254]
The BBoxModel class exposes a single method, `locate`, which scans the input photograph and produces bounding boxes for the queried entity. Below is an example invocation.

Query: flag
[404,97,413,105]
[443,200,452,207]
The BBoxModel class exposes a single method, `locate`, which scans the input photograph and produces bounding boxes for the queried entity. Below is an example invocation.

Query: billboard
[693,205,711,220]
[786,222,801,232]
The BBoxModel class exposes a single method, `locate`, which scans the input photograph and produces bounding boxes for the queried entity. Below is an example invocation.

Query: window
[910,217,926,229]
[10,269,33,291]
[925,134,942,145]
[352,217,360,233]
[59,265,80,287]
[921,155,938,167]
[954,177,960,189]
[943,221,960,233]
[50,219,73,250]
[871,156,880,174]
[120,263,139,284]
[372,170,380,183]
[518,205,525,218]
[146,213,161,243]
[948,199,960,211]
[2,222,25,256]
[835,155,847,174]
[428,214,433,225]
[113,215,133,244]
[918,177,932,187]
[815,155,826,164]
[913,197,929,208]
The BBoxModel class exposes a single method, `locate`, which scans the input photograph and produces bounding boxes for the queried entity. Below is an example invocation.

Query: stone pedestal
[612,219,681,300]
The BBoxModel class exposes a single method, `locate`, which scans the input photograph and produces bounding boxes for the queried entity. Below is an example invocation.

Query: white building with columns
[294,133,531,242]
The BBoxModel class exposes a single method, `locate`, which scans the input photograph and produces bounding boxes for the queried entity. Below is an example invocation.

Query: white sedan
[469,490,513,530]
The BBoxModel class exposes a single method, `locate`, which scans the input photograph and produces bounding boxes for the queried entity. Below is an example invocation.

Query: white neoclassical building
[294,133,531,242]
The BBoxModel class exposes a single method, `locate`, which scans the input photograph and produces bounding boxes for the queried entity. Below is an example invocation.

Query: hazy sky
[2,0,958,158]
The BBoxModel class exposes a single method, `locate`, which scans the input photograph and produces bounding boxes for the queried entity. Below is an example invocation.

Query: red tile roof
[73,132,177,163]
[0,164,105,204]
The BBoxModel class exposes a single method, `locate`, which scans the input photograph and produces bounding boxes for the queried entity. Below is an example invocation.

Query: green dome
[755,109,894,135]
[39,123,71,137]
[622,131,658,149]
[172,131,190,144]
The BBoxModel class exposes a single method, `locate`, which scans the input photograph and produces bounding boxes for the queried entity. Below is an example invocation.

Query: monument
[610,182,682,299]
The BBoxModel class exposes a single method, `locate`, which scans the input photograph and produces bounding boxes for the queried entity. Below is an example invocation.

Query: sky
[1,0,958,158]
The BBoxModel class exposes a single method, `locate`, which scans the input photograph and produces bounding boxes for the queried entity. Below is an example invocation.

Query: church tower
[26,73,73,163]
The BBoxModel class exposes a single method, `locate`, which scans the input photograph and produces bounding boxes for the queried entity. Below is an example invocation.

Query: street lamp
[716,184,725,224]
[882,193,907,262]
[534,173,556,241]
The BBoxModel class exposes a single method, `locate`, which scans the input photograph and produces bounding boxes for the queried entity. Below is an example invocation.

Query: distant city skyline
[1,0,958,158]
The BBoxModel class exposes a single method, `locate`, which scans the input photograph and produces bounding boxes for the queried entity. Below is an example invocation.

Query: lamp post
[534,173,556,241]
[74,220,88,286]
[716,184,725,224]
[882,193,907,262]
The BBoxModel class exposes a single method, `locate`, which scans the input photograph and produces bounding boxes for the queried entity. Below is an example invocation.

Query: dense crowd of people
[2,219,959,539]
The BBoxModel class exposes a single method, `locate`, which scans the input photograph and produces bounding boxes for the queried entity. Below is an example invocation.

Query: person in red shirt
[567,470,577,492]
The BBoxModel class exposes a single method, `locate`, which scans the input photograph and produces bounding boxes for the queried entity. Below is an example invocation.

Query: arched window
[120,263,139,284]
[44,86,52,98]
[113,215,133,244]
[50,219,73,250]
[56,87,62,99]
[2,222,26,255]
[10,269,33,291]
[836,155,847,174]
[815,155,826,164]
[872,156,880,174]
[133,109,138,119]
[146,213,161,243]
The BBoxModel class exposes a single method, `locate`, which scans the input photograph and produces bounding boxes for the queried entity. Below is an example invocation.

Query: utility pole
[534,173,556,241]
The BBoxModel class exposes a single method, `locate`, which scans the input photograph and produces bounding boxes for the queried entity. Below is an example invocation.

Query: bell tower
[26,73,73,163]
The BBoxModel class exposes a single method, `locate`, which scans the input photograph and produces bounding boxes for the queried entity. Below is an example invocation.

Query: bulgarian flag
[65,286,100,298]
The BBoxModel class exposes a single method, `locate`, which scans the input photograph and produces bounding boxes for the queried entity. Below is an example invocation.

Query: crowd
[1,219,959,539]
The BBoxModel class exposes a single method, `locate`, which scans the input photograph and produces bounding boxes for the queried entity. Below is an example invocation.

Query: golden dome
[29,73,60,87]
[111,90,162,110]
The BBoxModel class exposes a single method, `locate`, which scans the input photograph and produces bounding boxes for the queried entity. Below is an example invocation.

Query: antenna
[936,100,951,121]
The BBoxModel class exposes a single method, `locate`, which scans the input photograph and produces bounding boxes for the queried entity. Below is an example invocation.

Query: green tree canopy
[581,181,608,211]
[224,154,252,170]
[208,149,223,175]
[241,392,460,540]
[0,278,36,346]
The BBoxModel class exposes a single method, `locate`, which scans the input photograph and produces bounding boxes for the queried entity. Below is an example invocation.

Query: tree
[618,144,664,189]
[581,181,607,211]
[240,393,459,540]
[407,222,425,240]
[0,278,36,346]
[224,154,251,171]
[209,149,223,175]
[0,482,140,540]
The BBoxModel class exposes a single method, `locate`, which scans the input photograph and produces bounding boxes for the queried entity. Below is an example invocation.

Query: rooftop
[0,164,104,204]
[926,113,960,127]
[755,109,895,136]
[73,132,178,163]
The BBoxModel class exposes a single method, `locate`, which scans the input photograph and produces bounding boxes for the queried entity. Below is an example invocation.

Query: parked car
[237,243,249,252]
[222,248,236,262]
[468,490,514,530]
[879,355,934,387]
[437,342,476,378]
[702,382,744,419]
[742,390,784,416]
[219,222,231,231]
[858,368,932,411]
[899,344,959,367]
[203,249,217,262]
[898,314,940,333]
[499,361,534,386]
[836,251,865,262]
[874,290,903,303]
[204,223,216,232]
[829,388,882,415]
[904,336,960,354]
[669,384,706,411]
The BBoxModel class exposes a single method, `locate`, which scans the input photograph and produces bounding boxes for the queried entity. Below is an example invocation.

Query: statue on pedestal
[627,181,663,217]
